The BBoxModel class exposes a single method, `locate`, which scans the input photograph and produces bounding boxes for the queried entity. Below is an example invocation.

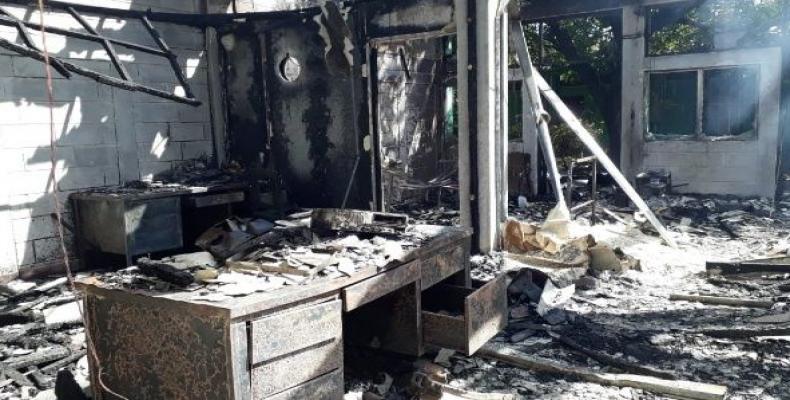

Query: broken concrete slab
[43,302,82,327]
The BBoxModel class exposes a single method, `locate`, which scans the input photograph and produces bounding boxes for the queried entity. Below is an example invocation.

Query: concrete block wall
[0,0,214,280]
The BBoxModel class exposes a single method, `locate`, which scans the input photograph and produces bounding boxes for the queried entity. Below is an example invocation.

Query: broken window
[702,67,758,137]
[647,66,759,140]
[648,71,698,137]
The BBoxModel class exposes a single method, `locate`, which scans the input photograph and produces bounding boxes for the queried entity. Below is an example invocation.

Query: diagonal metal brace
[66,6,130,81]
[0,7,70,78]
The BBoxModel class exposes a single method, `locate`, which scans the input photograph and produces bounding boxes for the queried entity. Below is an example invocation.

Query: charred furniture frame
[79,226,508,400]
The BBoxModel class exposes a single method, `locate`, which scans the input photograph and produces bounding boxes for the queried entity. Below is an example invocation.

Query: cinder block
[181,140,213,160]
[0,149,25,172]
[139,161,173,181]
[0,214,19,275]
[0,55,12,78]
[136,63,180,84]
[133,103,180,123]
[72,146,118,167]
[0,100,115,125]
[15,240,34,267]
[6,170,53,195]
[3,193,57,220]
[60,123,117,147]
[178,104,210,123]
[158,25,204,50]
[170,123,204,142]
[19,147,66,173]
[11,215,57,243]
[138,140,182,162]
[135,122,169,144]
[56,166,109,191]
[33,237,67,263]
[12,57,57,79]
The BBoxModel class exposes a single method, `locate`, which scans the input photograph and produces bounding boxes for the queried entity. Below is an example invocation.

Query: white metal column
[475,0,498,252]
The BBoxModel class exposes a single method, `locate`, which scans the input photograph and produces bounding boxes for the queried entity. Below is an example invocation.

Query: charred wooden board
[311,209,408,234]
[343,261,420,311]
[706,257,790,276]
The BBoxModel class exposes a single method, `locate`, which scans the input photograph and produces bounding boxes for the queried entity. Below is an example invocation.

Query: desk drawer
[251,338,342,398]
[250,299,342,364]
[249,298,343,398]
[343,261,420,311]
[421,244,467,290]
[422,275,508,355]
[264,369,343,400]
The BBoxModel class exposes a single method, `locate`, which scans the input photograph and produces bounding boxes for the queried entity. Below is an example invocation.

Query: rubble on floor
[0,277,90,400]
[442,194,790,400]
[3,195,788,399]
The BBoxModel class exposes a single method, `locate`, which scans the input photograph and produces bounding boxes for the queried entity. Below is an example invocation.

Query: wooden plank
[706,260,790,275]
[250,299,341,364]
[533,70,677,248]
[265,369,343,400]
[479,345,727,400]
[465,276,508,355]
[669,294,774,309]
[251,339,342,398]
[206,26,227,167]
[343,261,420,311]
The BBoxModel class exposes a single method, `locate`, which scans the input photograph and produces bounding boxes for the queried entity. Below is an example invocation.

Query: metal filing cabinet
[72,193,183,266]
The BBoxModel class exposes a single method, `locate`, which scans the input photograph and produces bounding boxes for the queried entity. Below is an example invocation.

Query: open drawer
[422,274,508,355]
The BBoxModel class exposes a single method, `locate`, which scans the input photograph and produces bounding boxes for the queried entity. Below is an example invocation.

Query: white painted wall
[0,0,214,280]
[621,5,782,198]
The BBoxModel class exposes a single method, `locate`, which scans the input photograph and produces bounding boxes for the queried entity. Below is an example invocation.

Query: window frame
[644,65,760,142]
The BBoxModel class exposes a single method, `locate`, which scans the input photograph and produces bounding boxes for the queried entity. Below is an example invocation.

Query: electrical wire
[36,1,129,398]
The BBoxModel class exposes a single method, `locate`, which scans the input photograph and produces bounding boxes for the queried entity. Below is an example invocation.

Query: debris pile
[84,209,429,305]
[0,278,90,400]
[440,195,790,400]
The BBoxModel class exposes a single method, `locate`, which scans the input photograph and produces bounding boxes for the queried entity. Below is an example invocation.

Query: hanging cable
[36,1,130,398]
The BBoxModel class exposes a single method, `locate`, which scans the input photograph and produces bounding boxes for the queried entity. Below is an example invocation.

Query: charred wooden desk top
[77,224,472,320]
[71,181,250,201]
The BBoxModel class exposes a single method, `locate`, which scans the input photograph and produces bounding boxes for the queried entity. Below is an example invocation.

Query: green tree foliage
[648,0,785,55]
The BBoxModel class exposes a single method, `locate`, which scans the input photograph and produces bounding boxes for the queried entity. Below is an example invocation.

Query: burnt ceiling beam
[0,0,318,27]
[0,14,168,56]
[0,37,200,105]
[66,6,131,81]
[140,16,195,99]
[0,7,70,77]
[518,0,633,22]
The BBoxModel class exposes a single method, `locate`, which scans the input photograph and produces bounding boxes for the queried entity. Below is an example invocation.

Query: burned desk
[78,225,507,400]
[71,183,249,267]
